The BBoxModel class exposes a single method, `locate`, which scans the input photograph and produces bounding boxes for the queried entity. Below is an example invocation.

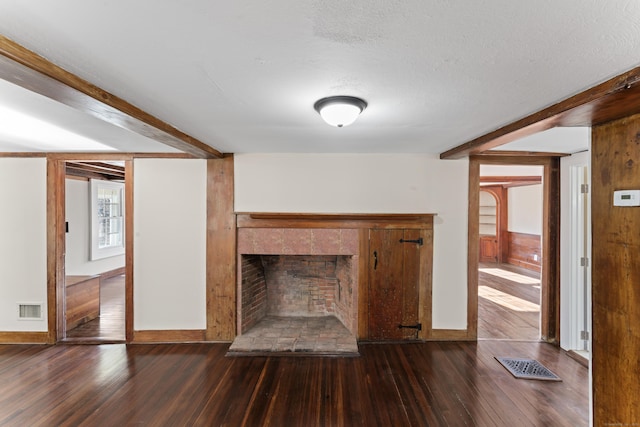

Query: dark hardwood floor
[66,275,125,342]
[0,340,588,426]
[478,263,541,340]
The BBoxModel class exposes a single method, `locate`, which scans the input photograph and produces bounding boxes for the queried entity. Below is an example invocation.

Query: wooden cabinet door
[479,236,498,263]
[368,229,422,340]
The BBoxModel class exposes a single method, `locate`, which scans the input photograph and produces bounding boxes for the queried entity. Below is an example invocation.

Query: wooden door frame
[467,155,560,343]
[48,155,134,343]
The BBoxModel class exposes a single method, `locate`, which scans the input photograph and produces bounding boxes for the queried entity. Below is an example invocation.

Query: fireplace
[240,254,355,331]
[230,227,359,354]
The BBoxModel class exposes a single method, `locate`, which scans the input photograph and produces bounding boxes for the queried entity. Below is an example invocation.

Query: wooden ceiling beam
[0,35,223,159]
[65,167,117,181]
[440,65,640,159]
[480,176,542,184]
[479,150,570,158]
[70,161,125,173]
[66,161,125,180]
[480,175,542,189]
[66,162,125,181]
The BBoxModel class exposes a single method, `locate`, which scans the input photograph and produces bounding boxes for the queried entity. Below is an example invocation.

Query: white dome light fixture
[314,96,367,127]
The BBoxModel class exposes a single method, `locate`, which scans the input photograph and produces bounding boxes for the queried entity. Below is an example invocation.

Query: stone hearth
[227,316,358,355]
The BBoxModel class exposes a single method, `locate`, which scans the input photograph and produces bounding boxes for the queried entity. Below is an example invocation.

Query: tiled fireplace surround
[237,228,359,338]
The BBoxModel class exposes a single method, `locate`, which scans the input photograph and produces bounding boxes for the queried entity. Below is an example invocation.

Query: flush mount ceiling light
[314,96,367,127]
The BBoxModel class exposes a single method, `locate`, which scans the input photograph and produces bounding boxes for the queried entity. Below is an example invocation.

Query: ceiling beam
[66,161,125,181]
[0,35,223,159]
[440,65,640,159]
[480,175,542,184]
[68,161,125,173]
[479,150,570,158]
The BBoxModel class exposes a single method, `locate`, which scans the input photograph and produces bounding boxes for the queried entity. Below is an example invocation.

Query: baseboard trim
[0,332,49,344]
[133,329,207,343]
[566,349,589,367]
[427,329,474,341]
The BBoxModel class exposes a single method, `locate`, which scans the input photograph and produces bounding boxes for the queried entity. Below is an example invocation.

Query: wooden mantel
[236,213,436,230]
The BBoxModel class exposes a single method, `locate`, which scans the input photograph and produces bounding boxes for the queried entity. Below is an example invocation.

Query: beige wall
[0,154,470,333]
[0,158,47,331]
[133,159,207,331]
[508,184,543,235]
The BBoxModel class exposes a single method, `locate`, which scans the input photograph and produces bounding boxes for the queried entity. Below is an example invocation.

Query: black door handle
[373,251,378,270]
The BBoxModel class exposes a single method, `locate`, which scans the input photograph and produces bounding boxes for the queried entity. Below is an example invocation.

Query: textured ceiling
[0,1,638,154]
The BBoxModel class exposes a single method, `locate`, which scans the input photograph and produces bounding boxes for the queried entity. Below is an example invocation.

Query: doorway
[467,155,560,343]
[49,157,133,343]
[477,166,544,340]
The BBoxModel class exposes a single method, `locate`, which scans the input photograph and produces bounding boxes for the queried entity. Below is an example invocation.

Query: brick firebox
[237,228,359,336]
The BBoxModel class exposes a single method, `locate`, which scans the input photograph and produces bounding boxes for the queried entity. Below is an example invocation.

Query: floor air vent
[18,303,43,320]
[495,357,561,381]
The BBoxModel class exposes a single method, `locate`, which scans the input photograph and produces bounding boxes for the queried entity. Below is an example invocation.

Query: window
[90,179,125,260]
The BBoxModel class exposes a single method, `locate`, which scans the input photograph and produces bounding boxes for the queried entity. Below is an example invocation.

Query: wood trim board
[0,332,49,344]
[237,213,436,230]
[124,159,134,342]
[48,158,65,343]
[206,156,237,341]
[133,330,206,343]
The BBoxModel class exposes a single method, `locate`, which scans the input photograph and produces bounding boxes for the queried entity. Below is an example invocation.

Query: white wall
[0,158,47,331]
[480,164,543,235]
[65,179,125,275]
[508,184,543,235]
[133,159,207,330]
[235,153,469,330]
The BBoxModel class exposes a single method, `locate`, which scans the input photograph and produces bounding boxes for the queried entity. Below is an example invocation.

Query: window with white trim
[90,179,125,260]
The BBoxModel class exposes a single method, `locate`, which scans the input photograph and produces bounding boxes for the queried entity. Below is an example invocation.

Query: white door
[569,163,591,354]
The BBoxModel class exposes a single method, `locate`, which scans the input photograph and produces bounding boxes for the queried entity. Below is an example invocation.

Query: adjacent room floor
[478,263,541,340]
[65,275,125,342]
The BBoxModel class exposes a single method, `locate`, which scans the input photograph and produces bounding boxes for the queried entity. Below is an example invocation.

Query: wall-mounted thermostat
[613,190,640,206]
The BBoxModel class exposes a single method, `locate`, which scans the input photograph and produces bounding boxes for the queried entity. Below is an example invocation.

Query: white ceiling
[0,1,638,154]
[492,127,590,154]
[0,79,179,152]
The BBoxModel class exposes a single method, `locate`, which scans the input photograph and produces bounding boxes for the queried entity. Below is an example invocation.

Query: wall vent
[17,303,43,320]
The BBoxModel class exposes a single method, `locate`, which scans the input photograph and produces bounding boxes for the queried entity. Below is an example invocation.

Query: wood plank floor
[66,275,125,342]
[478,263,541,340]
[0,340,588,426]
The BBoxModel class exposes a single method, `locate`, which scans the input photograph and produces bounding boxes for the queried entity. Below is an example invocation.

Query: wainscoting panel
[506,231,541,272]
